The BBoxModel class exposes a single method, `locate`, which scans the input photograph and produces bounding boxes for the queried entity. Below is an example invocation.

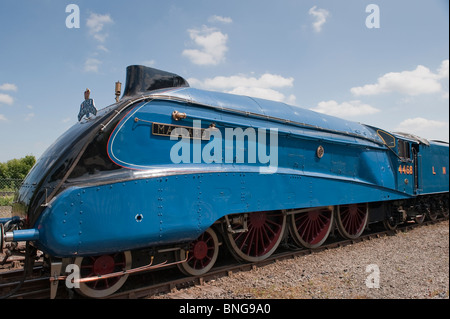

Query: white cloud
[84,58,102,73]
[438,59,449,99]
[24,113,35,122]
[0,83,18,92]
[208,15,233,24]
[182,26,229,66]
[309,6,330,33]
[395,117,448,140]
[96,45,109,52]
[0,114,6,121]
[191,73,294,90]
[86,13,113,43]
[310,100,380,118]
[83,13,113,74]
[142,60,156,67]
[189,73,296,103]
[0,93,14,105]
[438,59,449,79]
[229,87,296,104]
[351,60,449,96]
[0,83,16,105]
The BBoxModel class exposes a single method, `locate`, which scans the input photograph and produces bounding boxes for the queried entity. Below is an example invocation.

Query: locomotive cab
[395,136,419,195]
[376,129,423,195]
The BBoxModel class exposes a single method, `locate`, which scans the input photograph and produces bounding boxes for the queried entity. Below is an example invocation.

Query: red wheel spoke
[227,211,286,261]
[263,222,276,238]
[74,251,131,298]
[337,204,368,239]
[246,227,256,255]
[290,208,333,248]
[183,228,219,274]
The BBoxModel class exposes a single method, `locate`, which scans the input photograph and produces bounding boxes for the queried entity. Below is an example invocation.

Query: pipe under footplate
[4,229,40,242]
[0,216,20,225]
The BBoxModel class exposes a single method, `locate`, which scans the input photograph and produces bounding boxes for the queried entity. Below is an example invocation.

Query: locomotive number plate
[152,122,210,140]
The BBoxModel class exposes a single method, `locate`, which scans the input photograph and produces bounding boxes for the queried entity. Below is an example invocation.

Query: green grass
[0,195,14,206]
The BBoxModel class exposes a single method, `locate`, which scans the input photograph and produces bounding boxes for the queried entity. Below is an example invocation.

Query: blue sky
[0,0,448,162]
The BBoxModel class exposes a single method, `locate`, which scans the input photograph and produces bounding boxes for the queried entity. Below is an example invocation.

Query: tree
[0,155,36,180]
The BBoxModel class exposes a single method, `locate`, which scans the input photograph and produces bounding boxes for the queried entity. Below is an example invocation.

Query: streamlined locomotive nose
[3,66,192,252]
[4,109,117,244]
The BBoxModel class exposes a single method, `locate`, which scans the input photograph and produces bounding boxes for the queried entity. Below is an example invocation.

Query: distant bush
[0,155,36,180]
[0,179,22,191]
[0,195,13,206]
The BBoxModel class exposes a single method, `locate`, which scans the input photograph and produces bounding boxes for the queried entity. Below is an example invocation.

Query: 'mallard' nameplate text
[152,122,210,140]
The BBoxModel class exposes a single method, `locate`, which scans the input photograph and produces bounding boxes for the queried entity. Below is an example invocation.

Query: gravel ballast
[157,220,449,299]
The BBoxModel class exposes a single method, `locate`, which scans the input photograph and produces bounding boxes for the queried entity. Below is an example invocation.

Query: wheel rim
[383,217,398,231]
[426,210,438,221]
[178,228,219,276]
[336,204,368,239]
[289,207,334,248]
[415,213,426,224]
[439,197,449,218]
[225,211,286,262]
[74,251,132,298]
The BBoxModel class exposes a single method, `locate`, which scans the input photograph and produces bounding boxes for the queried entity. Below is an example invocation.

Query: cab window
[377,130,395,148]
[398,140,410,160]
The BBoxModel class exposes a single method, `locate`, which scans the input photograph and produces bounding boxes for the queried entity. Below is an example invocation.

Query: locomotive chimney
[122,65,189,97]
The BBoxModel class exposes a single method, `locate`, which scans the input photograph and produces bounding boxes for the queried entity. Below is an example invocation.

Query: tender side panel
[419,142,449,194]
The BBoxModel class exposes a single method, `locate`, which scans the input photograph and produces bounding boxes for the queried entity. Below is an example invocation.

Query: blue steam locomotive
[1,66,448,298]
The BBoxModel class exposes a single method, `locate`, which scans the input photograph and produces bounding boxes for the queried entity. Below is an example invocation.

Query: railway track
[0,265,49,299]
[2,217,445,299]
